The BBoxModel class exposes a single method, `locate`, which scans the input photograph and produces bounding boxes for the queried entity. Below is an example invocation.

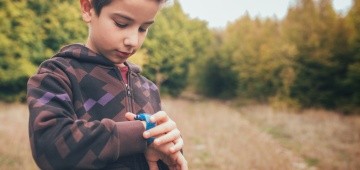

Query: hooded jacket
[27,44,167,169]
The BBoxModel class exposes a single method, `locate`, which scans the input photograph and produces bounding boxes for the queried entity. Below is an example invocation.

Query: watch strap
[134,113,156,145]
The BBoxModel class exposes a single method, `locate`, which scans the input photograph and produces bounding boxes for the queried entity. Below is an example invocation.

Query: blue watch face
[134,113,156,145]
[135,113,156,130]
[134,113,151,122]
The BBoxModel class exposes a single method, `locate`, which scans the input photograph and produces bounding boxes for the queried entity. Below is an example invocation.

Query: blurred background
[0,0,359,169]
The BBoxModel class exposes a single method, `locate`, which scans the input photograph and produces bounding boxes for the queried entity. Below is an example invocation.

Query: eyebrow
[113,13,155,25]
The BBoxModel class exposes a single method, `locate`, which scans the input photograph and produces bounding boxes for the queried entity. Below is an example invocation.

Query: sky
[177,0,353,28]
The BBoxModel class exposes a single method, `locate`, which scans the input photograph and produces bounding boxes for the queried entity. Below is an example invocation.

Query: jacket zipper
[125,70,133,113]
[115,67,133,113]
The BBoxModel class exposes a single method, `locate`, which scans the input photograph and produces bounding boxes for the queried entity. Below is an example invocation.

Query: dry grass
[0,102,37,170]
[239,105,360,170]
[163,97,306,170]
[1,98,359,170]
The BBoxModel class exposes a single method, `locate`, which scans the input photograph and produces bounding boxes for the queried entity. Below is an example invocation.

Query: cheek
[94,22,120,46]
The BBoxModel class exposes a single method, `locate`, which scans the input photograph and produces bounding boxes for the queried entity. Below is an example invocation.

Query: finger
[171,152,187,170]
[144,120,177,138]
[170,138,184,154]
[176,153,188,170]
[125,112,136,121]
[180,158,188,170]
[147,161,159,170]
[150,111,169,123]
[153,129,180,146]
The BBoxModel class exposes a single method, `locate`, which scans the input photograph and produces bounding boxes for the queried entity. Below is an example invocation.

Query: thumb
[125,112,136,121]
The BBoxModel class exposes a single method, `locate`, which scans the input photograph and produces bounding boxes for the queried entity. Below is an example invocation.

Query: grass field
[0,102,36,170]
[238,104,360,170]
[0,97,359,169]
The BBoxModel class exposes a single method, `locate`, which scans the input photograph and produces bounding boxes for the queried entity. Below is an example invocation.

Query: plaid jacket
[27,44,168,169]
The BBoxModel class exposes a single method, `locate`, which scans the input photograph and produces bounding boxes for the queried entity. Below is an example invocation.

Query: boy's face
[81,0,160,66]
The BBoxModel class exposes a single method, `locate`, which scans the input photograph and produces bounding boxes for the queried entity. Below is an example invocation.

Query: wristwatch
[134,113,156,145]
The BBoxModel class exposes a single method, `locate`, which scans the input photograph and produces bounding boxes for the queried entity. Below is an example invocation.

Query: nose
[123,29,139,48]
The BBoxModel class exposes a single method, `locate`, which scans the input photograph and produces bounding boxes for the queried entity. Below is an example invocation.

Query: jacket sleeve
[27,62,147,170]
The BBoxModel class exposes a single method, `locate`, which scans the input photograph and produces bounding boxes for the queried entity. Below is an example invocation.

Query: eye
[114,21,127,28]
[139,25,152,33]
[139,27,147,32]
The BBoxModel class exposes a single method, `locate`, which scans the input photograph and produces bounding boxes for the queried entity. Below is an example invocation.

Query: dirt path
[163,98,308,170]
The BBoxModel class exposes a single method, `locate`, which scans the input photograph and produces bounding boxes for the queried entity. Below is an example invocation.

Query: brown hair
[91,0,167,16]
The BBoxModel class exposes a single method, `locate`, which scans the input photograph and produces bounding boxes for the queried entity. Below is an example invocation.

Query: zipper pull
[125,84,131,97]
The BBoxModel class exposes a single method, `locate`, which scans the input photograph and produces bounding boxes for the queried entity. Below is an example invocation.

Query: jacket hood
[53,44,141,73]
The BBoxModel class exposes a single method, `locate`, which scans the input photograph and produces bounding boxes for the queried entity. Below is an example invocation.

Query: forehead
[103,0,161,21]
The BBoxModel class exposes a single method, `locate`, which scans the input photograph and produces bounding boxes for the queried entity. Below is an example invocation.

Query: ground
[0,97,359,169]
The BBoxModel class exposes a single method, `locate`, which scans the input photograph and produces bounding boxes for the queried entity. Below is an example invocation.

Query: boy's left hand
[125,111,184,154]
[145,141,188,170]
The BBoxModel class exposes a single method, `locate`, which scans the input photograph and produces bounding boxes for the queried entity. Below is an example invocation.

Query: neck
[117,63,127,68]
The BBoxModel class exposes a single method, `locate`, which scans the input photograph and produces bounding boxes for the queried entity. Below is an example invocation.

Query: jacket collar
[54,44,141,73]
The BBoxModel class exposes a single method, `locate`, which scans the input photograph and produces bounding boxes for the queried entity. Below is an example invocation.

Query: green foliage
[27,0,87,65]
[285,0,339,108]
[142,1,213,96]
[195,46,239,99]
[0,0,87,102]
[342,0,360,110]
[0,1,40,101]
[283,0,360,112]
[216,14,297,101]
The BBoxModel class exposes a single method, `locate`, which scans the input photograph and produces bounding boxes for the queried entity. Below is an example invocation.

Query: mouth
[115,50,132,58]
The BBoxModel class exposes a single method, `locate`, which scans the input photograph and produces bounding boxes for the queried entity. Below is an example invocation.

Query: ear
[80,0,93,23]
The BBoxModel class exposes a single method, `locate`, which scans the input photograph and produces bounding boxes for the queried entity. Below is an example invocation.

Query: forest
[0,0,359,113]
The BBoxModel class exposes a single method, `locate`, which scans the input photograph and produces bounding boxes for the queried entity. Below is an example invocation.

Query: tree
[142,1,213,96]
[343,0,360,110]
[0,0,41,101]
[218,13,296,101]
[28,0,87,65]
[284,0,341,108]
[194,29,238,99]
[0,0,87,102]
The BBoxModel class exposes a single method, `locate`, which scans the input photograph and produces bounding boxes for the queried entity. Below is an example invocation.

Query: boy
[27,0,187,169]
